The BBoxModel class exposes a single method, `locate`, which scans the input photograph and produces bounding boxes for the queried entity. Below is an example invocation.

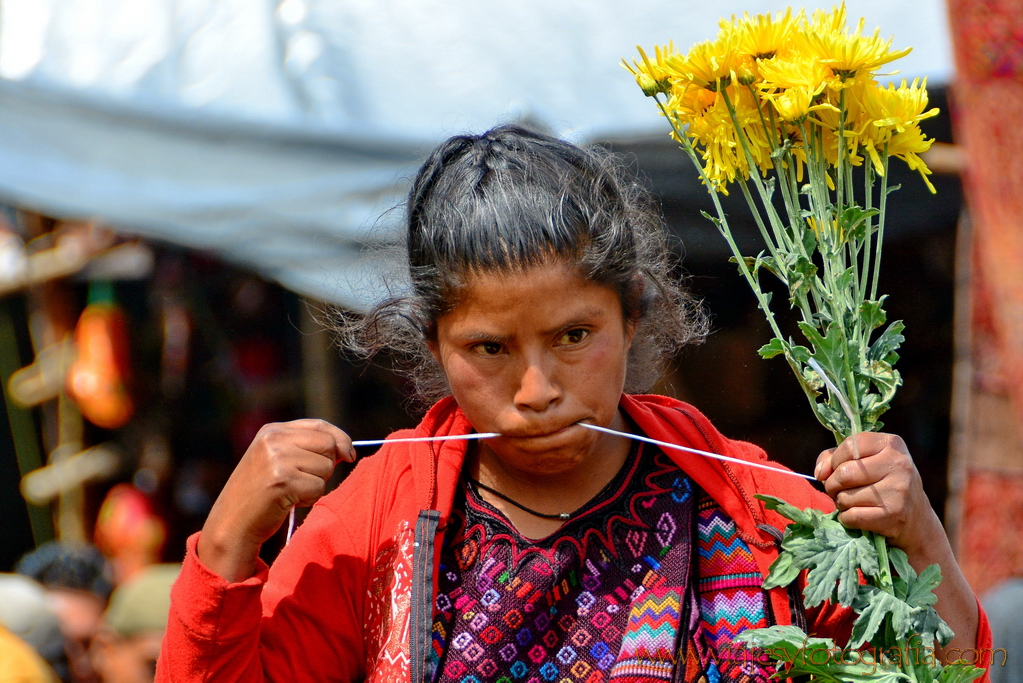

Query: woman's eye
[472,341,504,356]
[559,329,589,345]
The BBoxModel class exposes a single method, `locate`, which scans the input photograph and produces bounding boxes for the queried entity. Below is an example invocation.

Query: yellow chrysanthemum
[665,85,773,191]
[810,100,867,170]
[847,78,938,188]
[887,125,936,192]
[863,78,939,134]
[624,43,677,97]
[729,7,802,61]
[666,32,742,92]
[799,3,912,83]
[756,52,834,122]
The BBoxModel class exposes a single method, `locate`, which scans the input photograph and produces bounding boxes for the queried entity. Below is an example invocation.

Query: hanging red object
[66,283,134,429]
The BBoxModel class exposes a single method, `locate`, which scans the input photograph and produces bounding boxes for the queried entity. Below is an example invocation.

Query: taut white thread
[285,432,500,544]
[578,422,817,481]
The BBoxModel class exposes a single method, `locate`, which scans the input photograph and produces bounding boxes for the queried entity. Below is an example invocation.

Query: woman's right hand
[196,419,356,582]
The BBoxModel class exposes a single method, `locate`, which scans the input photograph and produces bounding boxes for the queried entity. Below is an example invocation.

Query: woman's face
[431,262,636,478]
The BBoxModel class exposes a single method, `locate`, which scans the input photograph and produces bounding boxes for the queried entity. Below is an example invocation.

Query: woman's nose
[514,359,562,411]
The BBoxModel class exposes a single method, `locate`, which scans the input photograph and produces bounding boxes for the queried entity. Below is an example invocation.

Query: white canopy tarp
[0,0,955,307]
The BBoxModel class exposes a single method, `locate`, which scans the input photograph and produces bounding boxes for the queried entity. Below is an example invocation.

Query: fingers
[249,420,355,509]
[814,432,907,482]
[257,419,356,465]
[815,432,924,543]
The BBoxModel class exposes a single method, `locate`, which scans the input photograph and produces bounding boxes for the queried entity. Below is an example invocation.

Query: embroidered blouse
[430,442,776,683]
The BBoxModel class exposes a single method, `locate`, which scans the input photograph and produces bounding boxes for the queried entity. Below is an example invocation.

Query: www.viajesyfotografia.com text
[722,636,1006,674]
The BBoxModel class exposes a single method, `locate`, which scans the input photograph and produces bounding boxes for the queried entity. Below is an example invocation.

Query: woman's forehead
[439,264,622,332]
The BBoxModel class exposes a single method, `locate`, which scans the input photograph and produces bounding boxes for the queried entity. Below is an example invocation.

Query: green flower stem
[871,144,891,301]
[861,163,876,296]
[653,96,786,343]
[736,172,787,272]
[721,90,796,256]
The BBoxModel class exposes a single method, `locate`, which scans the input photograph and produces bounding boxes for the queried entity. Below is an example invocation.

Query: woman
[157,125,989,682]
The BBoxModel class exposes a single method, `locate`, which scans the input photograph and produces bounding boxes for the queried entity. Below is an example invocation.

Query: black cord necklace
[466,477,574,520]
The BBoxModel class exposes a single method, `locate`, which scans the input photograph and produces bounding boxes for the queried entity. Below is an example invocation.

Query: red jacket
[157,394,992,682]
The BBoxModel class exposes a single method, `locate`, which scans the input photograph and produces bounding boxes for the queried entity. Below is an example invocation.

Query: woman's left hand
[814,432,942,555]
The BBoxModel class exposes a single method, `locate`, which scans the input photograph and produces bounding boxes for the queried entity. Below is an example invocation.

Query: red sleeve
[974,598,994,683]
[156,533,269,683]
[156,502,371,683]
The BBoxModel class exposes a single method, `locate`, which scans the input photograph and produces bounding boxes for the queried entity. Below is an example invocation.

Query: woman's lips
[500,421,587,440]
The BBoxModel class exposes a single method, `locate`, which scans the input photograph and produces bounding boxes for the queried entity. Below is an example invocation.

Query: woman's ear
[623,275,647,344]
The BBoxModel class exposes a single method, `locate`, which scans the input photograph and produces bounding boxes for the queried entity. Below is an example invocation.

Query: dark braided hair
[337,124,706,406]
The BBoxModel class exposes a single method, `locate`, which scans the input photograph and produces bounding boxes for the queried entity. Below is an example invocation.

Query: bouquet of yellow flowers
[627,4,936,441]
[628,5,983,682]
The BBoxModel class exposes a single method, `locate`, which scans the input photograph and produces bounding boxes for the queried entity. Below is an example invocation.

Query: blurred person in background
[17,542,114,683]
[90,564,180,683]
[0,620,60,683]
[982,576,1023,683]
[0,573,65,682]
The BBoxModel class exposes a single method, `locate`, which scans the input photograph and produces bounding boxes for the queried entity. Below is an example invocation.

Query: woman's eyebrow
[540,308,607,335]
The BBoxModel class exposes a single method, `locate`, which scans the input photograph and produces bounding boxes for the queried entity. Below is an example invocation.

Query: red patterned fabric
[947,0,1023,594]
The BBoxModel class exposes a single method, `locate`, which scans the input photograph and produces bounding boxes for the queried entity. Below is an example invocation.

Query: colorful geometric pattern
[696,497,772,682]
[430,445,774,683]
[608,588,682,681]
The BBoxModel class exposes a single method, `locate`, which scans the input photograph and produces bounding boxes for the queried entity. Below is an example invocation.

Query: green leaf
[904,564,942,610]
[860,298,888,332]
[868,320,906,364]
[888,548,915,582]
[762,549,801,590]
[758,337,786,359]
[910,603,956,650]
[798,321,849,380]
[850,586,914,649]
[798,521,878,607]
[788,344,813,364]
[787,255,818,304]
[802,223,817,255]
[836,266,858,302]
[936,664,986,683]
[735,626,910,683]
[755,494,813,526]
[839,206,880,242]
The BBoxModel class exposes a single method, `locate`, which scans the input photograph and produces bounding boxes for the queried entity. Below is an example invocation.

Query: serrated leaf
[904,563,942,609]
[802,223,817,255]
[795,521,878,607]
[787,255,818,303]
[758,337,786,359]
[736,625,909,683]
[860,298,888,332]
[868,320,906,363]
[887,548,914,581]
[850,586,915,648]
[910,604,956,650]
[839,206,879,243]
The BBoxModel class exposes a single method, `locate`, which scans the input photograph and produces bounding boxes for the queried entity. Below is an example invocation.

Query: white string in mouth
[578,422,818,481]
[286,432,500,544]
[286,423,820,545]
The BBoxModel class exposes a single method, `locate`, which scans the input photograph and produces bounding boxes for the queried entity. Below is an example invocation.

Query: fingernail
[348,447,357,461]
[814,462,822,480]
